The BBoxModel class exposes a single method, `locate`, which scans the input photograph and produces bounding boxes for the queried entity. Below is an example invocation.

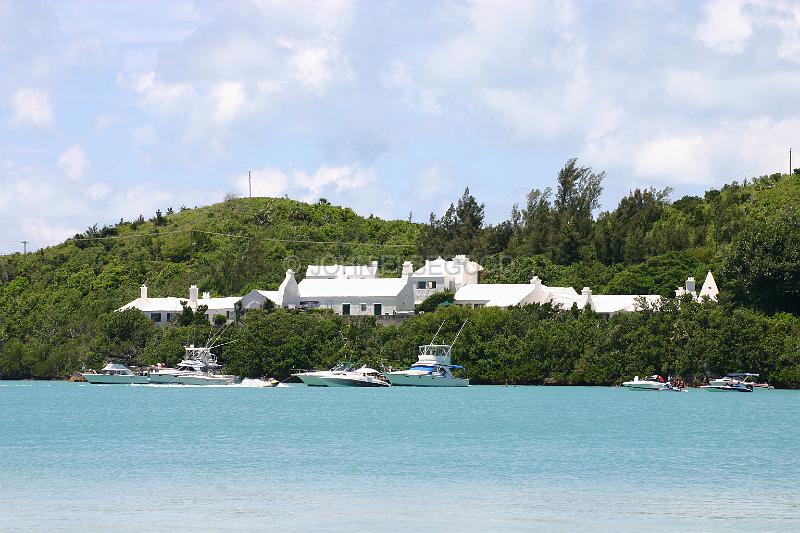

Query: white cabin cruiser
[701,374,753,392]
[707,373,771,390]
[82,363,148,385]
[385,320,469,387]
[316,365,390,387]
[622,375,667,390]
[169,335,240,386]
[293,362,359,387]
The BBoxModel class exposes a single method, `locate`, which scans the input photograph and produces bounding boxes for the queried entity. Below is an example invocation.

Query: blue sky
[1,0,799,251]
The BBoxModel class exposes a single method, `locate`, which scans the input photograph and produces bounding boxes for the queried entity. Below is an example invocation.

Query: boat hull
[82,374,148,385]
[317,376,390,387]
[148,373,184,384]
[621,381,664,390]
[386,373,468,387]
[175,375,238,386]
[700,385,752,392]
[294,374,330,387]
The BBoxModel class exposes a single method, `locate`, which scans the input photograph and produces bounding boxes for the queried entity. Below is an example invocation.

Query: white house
[454,275,579,309]
[453,275,661,317]
[119,284,241,325]
[239,269,301,310]
[410,255,483,304]
[297,276,414,316]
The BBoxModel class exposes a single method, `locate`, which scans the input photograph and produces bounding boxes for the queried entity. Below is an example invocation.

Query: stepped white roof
[413,255,483,277]
[453,283,534,307]
[119,296,241,313]
[298,277,409,298]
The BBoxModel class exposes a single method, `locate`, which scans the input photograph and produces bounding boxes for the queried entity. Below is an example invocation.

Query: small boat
[701,374,753,392]
[316,365,391,387]
[657,381,688,392]
[622,375,666,390]
[293,362,361,387]
[385,320,469,387]
[82,363,149,385]
[708,373,772,390]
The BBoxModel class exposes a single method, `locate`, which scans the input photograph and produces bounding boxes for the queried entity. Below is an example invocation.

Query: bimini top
[726,373,760,377]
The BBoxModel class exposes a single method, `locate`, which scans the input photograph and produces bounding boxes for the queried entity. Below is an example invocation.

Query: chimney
[685,277,696,293]
[140,284,148,299]
[581,287,592,296]
[371,260,378,270]
[530,275,542,290]
[201,291,210,299]
[189,285,199,306]
[401,261,414,278]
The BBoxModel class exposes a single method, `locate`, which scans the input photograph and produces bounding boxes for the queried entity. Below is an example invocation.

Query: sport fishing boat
[707,373,772,390]
[316,365,390,387]
[82,363,149,385]
[148,349,208,384]
[622,375,667,390]
[170,326,240,386]
[385,320,469,387]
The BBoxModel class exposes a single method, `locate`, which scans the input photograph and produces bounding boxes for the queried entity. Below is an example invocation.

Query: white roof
[119,296,241,313]
[119,297,186,313]
[413,256,483,277]
[256,290,282,302]
[454,283,534,307]
[590,294,661,314]
[546,287,582,309]
[298,277,408,298]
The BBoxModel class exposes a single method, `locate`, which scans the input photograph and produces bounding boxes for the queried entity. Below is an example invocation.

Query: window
[342,303,351,316]
[226,311,231,319]
[166,313,172,321]
[150,313,162,322]
[373,303,382,316]
[360,303,367,312]
[428,281,437,289]
[417,281,426,289]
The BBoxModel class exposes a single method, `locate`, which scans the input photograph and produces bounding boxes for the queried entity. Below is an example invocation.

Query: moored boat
[82,363,148,385]
[317,365,390,387]
[708,373,771,390]
[385,320,469,387]
[622,375,666,390]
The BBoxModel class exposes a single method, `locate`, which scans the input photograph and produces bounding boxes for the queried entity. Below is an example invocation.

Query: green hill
[2,166,800,384]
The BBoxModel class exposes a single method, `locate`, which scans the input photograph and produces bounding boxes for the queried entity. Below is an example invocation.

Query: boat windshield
[410,365,436,372]
[418,345,452,357]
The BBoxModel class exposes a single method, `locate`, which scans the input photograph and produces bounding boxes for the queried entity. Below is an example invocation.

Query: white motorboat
[82,363,148,385]
[622,375,667,390]
[176,372,239,386]
[293,362,359,387]
[707,373,771,390]
[385,320,469,387]
[701,374,753,392]
[317,365,391,387]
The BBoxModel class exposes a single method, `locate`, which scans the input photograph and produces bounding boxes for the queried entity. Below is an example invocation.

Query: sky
[1,0,799,252]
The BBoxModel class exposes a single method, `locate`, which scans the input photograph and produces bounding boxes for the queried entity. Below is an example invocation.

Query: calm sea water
[1,382,798,532]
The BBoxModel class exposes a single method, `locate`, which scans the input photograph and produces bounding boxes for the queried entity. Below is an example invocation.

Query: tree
[551,159,604,264]
[720,208,800,314]
[415,291,455,313]
[95,309,153,362]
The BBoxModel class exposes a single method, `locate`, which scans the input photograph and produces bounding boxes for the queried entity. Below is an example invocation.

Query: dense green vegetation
[1,163,800,385]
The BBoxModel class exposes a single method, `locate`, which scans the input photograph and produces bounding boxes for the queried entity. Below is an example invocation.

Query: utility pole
[21,240,27,254]
[248,170,252,198]
[790,148,793,176]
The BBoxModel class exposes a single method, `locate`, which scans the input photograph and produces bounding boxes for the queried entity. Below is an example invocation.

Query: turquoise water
[1,382,799,531]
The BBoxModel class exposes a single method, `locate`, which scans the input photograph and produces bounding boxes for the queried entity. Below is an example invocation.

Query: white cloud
[58,144,90,180]
[17,217,81,244]
[10,88,54,127]
[292,164,376,196]
[288,46,345,93]
[210,81,246,123]
[696,0,753,54]
[93,113,114,131]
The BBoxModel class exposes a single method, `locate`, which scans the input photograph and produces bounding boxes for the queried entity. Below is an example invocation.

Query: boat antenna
[450,319,468,347]
[208,322,232,348]
[429,320,446,345]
